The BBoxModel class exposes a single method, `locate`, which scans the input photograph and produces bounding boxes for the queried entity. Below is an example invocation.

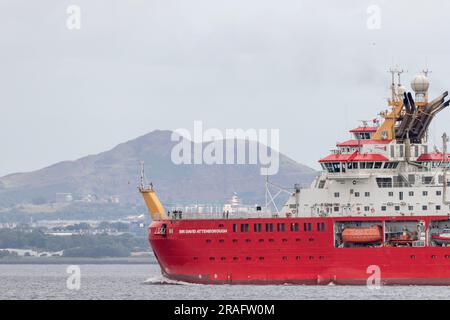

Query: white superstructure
[283,69,450,218]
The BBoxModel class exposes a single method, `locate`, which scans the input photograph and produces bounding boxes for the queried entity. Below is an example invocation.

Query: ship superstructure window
[388,191,394,197]
[317,222,326,231]
[437,190,442,196]
[409,191,414,196]
[277,223,286,232]
[422,205,428,211]
[318,180,326,188]
[364,206,370,212]
[334,192,340,198]
[290,223,299,232]
[423,176,433,185]
[382,162,399,169]
[376,178,392,188]
[265,223,274,232]
[241,224,249,232]
[423,191,428,196]
[354,192,360,197]
[323,162,341,173]
[399,145,404,157]
[233,224,238,232]
[395,206,400,211]
[436,205,441,210]
[374,162,382,169]
[381,206,386,211]
[355,132,371,140]
[254,223,263,232]
[364,192,370,197]
[408,206,414,210]
[304,223,312,231]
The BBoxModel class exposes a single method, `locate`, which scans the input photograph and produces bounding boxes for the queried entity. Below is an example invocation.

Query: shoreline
[0,257,157,265]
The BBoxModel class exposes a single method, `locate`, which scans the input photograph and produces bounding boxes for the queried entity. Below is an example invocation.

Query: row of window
[329,204,443,212]
[232,222,326,233]
[380,205,442,211]
[386,190,442,197]
[334,190,442,198]
[322,162,399,173]
[206,237,316,244]
[195,255,326,262]
[334,191,371,198]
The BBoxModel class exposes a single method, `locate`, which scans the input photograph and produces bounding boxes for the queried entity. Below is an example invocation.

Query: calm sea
[1,264,450,300]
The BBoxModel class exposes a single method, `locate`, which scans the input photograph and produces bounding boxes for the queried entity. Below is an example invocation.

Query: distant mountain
[0,130,317,208]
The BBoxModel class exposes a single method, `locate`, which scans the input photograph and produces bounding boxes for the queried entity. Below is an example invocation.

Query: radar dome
[411,74,429,92]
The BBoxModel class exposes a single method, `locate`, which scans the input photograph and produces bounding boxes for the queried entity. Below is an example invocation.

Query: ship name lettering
[179,229,228,234]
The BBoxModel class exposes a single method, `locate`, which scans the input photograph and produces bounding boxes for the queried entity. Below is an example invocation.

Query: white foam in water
[143,275,200,286]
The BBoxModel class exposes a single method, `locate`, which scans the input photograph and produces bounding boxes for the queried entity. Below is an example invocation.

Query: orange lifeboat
[342,225,382,243]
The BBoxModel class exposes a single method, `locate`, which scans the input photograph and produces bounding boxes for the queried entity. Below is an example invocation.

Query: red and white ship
[140,68,450,285]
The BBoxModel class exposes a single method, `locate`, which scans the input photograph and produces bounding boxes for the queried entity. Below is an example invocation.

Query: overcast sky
[2,0,450,176]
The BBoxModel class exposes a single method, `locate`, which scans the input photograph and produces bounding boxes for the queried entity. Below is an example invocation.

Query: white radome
[411,74,430,92]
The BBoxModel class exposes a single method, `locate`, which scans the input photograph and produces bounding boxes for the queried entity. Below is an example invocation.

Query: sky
[2,0,450,176]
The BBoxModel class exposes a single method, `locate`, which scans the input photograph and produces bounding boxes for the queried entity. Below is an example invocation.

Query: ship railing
[167,211,278,220]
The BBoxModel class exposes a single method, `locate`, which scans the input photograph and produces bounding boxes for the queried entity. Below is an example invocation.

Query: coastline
[0,256,157,265]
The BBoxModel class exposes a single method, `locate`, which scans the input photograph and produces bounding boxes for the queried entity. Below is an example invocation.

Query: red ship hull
[148,215,450,285]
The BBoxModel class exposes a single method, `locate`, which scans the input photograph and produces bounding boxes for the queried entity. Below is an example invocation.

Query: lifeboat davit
[342,225,382,243]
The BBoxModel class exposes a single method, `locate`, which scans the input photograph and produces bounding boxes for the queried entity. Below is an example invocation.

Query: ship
[140,67,450,285]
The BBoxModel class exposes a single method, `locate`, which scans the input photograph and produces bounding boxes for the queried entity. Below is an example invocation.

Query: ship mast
[443,133,450,205]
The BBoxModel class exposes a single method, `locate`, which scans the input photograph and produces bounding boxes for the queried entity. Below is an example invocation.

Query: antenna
[139,161,145,189]
[442,133,449,205]
[139,161,152,191]
[422,68,432,77]
[388,66,404,103]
